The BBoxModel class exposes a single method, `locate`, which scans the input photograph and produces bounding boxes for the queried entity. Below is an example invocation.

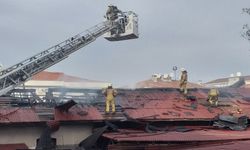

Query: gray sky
[0,0,250,87]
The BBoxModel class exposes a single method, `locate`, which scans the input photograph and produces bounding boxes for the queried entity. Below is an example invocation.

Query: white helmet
[180,68,186,72]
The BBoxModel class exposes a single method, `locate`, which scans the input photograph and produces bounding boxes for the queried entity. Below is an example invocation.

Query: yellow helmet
[181,68,186,72]
[107,83,113,88]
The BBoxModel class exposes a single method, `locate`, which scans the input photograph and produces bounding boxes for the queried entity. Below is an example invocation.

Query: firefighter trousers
[106,98,115,113]
[180,82,187,94]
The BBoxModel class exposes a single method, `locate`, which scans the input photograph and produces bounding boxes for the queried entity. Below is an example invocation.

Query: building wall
[52,124,93,146]
[245,80,250,85]
[0,124,93,149]
[228,77,240,86]
[205,77,241,88]
[205,82,229,88]
[0,126,43,149]
[17,80,110,97]
[24,80,110,89]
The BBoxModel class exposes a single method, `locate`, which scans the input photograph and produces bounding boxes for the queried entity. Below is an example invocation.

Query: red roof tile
[55,105,103,121]
[117,89,250,121]
[4,88,248,123]
[0,143,28,150]
[184,140,250,150]
[220,88,250,98]
[31,71,103,82]
[48,88,250,122]
[123,99,219,120]
[108,140,250,150]
[103,128,250,142]
[0,108,40,123]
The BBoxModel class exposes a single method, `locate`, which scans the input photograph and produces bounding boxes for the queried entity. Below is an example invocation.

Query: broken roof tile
[103,128,250,142]
[0,108,40,124]
[55,105,103,121]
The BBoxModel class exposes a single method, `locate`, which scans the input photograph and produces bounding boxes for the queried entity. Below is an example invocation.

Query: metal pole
[173,66,178,81]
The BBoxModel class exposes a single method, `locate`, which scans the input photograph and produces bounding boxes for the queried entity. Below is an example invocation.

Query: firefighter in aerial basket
[207,88,219,107]
[102,84,118,114]
[106,5,119,21]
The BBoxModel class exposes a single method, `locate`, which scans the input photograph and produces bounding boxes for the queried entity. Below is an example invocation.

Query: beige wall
[0,126,43,149]
[52,124,93,146]
[245,80,250,85]
[24,80,110,89]
[205,82,228,88]
[0,124,93,149]
[18,80,110,97]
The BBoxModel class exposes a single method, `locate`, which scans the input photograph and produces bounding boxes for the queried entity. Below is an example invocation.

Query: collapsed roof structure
[1,87,250,149]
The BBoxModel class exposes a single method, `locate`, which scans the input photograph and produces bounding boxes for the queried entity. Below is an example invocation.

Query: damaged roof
[103,128,250,142]
[54,100,103,121]
[0,108,40,124]
[113,88,250,121]
[2,87,250,149]
[107,140,250,150]
[50,87,250,122]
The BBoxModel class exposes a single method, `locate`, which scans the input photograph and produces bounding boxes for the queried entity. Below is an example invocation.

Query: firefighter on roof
[102,84,118,114]
[207,88,219,106]
[179,68,188,95]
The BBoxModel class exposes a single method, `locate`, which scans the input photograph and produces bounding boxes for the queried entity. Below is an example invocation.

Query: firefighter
[106,5,119,21]
[102,84,118,114]
[207,88,219,106]
[179,68,188,95]
[106,5,113,20]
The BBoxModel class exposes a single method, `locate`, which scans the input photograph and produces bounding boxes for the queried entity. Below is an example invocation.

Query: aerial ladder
[0,6,138,96]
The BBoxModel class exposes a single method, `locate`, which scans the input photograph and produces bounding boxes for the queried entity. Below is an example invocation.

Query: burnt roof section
[55,100,77,112]
[54,100,103,121]
[2,87,250,123]
[55,105,103,121]
[108,88,250,121]
[47,88,250,122]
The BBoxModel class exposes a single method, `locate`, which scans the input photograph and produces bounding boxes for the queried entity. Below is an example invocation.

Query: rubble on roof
[213,115,248,131]
[54,100,103,121]
[3,87,250,149]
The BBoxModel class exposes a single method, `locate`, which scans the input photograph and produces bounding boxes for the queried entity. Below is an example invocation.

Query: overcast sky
[0,0,250,87]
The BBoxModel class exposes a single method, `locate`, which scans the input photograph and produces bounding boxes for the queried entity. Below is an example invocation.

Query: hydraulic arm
[0,6,138,96]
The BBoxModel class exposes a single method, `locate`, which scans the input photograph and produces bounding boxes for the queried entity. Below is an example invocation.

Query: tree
[242,8,250,41]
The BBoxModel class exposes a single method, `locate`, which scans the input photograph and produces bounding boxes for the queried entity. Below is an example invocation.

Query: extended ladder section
[0,6,138,96]
[0,21,114,96]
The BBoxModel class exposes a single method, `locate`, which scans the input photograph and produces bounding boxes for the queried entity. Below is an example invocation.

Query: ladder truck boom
[0,6,138,96]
